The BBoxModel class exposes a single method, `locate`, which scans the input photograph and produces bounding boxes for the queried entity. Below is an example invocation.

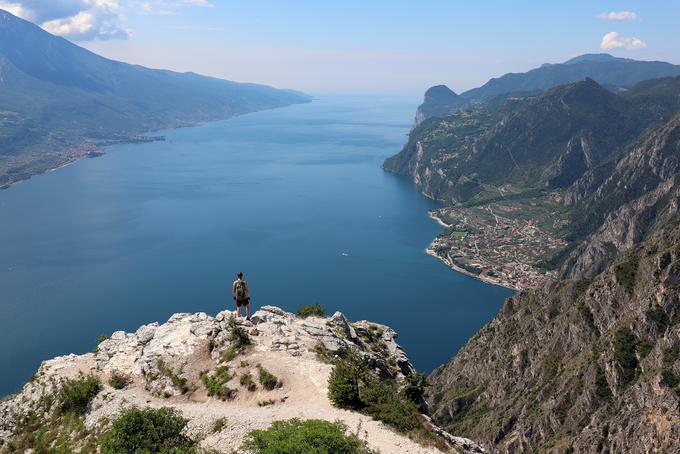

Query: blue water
[0,95,511,395]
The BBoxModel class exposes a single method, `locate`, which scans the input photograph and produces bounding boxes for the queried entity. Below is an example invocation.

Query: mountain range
[385,54,680,451]
[0,9,311,188]
[413,53,680,126]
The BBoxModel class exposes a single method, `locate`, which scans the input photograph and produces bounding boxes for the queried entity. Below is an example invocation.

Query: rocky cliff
[387,58,680,453]
[427,224,680,452]
[0,306,481,453]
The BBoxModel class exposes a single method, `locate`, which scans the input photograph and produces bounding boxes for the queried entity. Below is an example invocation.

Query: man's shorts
[236,298,250,307]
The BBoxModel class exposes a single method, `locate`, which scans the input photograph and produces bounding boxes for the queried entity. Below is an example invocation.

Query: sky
[2,0,679,93]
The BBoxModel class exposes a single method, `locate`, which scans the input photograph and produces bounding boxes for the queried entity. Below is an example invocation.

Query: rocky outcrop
[560,113,680,279]
[427,225,680,452]
[0,306,481,453]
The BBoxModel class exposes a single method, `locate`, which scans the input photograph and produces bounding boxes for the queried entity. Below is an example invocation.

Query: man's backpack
[235,279,247,300]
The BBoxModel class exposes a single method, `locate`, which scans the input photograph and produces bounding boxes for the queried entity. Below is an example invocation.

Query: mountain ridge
[0,8,311,188]
[0,305,483,454]
[386,54,680,452]
[413,53,680,125]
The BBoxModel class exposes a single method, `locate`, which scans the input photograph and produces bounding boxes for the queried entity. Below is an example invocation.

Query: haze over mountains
[0,9,311,188]
[384,52,680,452]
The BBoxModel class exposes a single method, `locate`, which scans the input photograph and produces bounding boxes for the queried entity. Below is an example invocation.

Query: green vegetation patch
[646,304,670,334]
[614,257,639,294]
[257,365,282,390]
[661,345,680,388]
[579,303,598,333]
[157,358,189,394]
[327,349,444,448]
[58,375,102,415]
[297,302,325,318]
[241,418,377,454]
[221,316,252,362]
[201,366,236,400]
[4,409,94,453]
[101,407,197,454]
[613,327,639,389]
[240,372,257,391]
[109,372,130,390]
[213,417,226,433]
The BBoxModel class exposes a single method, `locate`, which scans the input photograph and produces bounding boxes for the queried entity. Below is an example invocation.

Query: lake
[0,95,511,395]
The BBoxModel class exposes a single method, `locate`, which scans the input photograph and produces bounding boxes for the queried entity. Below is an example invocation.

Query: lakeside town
[427,204,567,290]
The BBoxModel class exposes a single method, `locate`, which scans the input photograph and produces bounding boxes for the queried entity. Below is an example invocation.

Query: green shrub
[661,345,680,388]
[257,365,282,390]
[221,317,252,362]
[58,375,102,415]
[213,417,226,433]
[100,407,196,454]
[240,372,257,391]
[201,366,236,399]
[327,350,443,447]
[327,349,368,409]
[109,372,130,390]
[646,304,669,334]
[594,363,612,402]
[614,258,638,293]
[613,327,639,389]
[297,303,325,318]
[157,359,189,394]
[93,333,109,353]
[241,418,376,454]
[579,303,598,333]
[403,372,429,405]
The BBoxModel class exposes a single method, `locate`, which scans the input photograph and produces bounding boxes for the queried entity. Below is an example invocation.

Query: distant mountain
[385,77,679,205]
[562,53,634,65]
[412,54,680,124]
[414,85,465,127]
[0,9,311,187]
[462,53,680,102]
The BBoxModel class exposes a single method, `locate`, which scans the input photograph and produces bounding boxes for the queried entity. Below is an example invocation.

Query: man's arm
[232,281,236,298]
[244,282,250,298]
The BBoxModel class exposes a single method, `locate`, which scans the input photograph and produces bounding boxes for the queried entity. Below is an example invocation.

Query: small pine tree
[403,372,430,404]
[327,348,368,408]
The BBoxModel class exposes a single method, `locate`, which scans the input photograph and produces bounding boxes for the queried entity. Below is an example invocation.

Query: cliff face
[560,113,680,279]
[390,64,680,452]
[427,224,680,452]
[0,306,482,454]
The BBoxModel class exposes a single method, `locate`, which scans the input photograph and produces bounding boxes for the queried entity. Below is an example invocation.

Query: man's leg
[236,302,242,317]
[246,303,251,320]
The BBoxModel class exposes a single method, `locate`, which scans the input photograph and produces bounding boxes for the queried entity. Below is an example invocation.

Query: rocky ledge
[0,306,482,453]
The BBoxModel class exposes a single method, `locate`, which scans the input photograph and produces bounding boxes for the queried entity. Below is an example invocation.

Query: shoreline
[428,210,451,228]
[425,245,519,291]
[0,102,308,192]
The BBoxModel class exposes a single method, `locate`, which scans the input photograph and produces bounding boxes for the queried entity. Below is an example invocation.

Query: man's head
[237,272,244,279]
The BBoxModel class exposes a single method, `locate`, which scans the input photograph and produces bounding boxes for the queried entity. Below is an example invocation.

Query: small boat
[341,252,349,257]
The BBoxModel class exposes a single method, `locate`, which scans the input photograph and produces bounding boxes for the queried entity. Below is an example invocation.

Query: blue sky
[3,1,679,93]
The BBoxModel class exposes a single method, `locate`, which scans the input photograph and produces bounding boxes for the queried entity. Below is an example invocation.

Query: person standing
[232,272,251,320]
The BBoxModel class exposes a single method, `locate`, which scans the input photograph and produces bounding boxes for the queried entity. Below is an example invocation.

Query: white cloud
[42,9,131,40]
[600,31,647,50]
[0,0,212,40]
[597,11,638,21]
